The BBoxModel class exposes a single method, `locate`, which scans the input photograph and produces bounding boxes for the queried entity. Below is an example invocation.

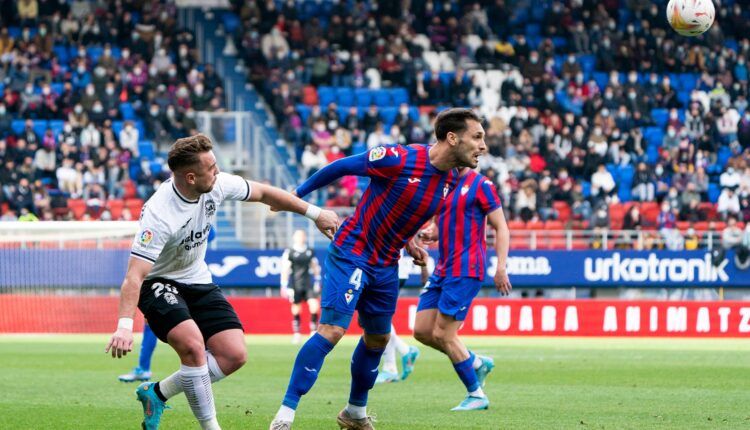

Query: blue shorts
[319,246,399,334]
[416,274,482,321]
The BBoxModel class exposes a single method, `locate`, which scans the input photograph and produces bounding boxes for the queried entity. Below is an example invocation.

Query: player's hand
[494,268,512,296]
[105,328,133,359]
[417,224,437,246]
[406,239,428,267]
[315,209,340,240]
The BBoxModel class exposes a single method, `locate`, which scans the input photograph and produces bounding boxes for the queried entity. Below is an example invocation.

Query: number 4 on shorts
[349,268,362,291]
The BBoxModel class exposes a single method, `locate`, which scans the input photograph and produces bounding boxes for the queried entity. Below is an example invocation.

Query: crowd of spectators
[0,0,225,221]
[232,0,750,248]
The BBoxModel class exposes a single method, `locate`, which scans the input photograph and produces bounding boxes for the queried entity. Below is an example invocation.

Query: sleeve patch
[369,147,386,161]
[137,229,154,247]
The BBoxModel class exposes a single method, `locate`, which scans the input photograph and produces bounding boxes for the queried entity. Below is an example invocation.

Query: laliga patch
[460,185,470,196]
[138,229,154,247]
[369,147,386,162]
[345,288,354,304]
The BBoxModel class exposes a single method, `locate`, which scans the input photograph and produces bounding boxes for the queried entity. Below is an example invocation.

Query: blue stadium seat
[374,90,391,107]
[53,45,69,64]
[351,141,367,155]
[149,161,163,175]
[355,88,373,107]
[678,73,698,91]
[618,186,632,202]
[11,120,25,135]
[409,106,420,122]
[578,55,596,74]
[582,181,591,198]
[128,159,142,179]
[551,37,568,50]
[50,83,64,95]
[718,146,733,167]
[317,87,335,106]
[647,146,660,164]
[593,72,609,92]
[88,46,103,64]
[380,107,397,126]
[643,127,664,148]
[112,120,124,136]
[48,120,64,137]
[708,183,720,203]
[120,103,136,120]
[390,88,409,105]
[221,12,241,33]
[139,141,155,160]
[525,23,541,37]
[135,120,146,138]
[33,120,48,138]
[296,104,311,123]
[336,88,354,106]
[618,165,635,183]
[651,109,669,127]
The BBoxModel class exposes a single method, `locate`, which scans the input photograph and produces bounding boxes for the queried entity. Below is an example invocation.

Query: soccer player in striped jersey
[271,108,487,430]
[413,167,512,412]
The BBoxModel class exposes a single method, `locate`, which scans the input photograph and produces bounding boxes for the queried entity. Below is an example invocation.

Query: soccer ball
[666,0,715,37]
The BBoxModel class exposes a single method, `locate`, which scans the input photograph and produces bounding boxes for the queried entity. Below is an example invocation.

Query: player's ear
[185,171,196,185]
[447,131,457,146]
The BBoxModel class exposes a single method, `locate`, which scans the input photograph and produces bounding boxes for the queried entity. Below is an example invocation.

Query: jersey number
[152,282,177,298]
[349,269,363,291]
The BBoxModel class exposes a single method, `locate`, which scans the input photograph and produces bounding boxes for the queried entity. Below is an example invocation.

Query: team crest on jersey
[138,229,154,247]
[345,288,354,304]
[205,199,216,218]
[460,185,470,196]
[369,147,386,161]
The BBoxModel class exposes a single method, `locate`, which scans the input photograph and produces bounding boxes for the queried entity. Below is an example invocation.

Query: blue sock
[453,351,480,393]
[348,337,385,407]
[282,333,334,409]
[138,324,157,371]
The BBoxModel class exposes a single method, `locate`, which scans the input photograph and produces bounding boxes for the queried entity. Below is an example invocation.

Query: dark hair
[434,108,482,141]
[167,134,213,172]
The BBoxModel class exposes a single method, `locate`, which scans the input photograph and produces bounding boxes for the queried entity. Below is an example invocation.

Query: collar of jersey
[172,181,199,204]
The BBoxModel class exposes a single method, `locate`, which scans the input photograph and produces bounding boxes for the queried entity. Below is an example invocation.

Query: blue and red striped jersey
[434,169,503,280]
[334,144,458,266]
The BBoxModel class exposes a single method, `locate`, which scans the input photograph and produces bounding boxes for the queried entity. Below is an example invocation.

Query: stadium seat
[694,221,710,231]
[676,221,691,231]
[11,120,25,135]
[296,104,311,123]
[67,199,86,220]
[374,90,391,107]
[708,183,720,203]
[336,87,354,106]
[380,107,397,126]
[125,199,144,217]
[553,201,571,222]
[106,199,125,220]
[33,121,49,138]
[120,103,136,120]
[302,86,318,105]
[139,141,155,160]
[507,220,526,230]
[317,87,335,106]
[699,202,717,220]
[544,220,564,230]
[354,88,373,107]
[651,109,669,127]
[390,88,409,105]
[526,220,544,230]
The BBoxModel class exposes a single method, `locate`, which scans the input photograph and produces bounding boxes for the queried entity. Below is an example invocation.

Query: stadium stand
[224,0,750,250]
[0,1,225,221]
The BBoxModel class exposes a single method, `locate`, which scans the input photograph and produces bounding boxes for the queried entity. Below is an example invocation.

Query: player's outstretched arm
[248,181,340,239]
[488,208,512,295]
[295,152,367,198]
[105,257,153,358]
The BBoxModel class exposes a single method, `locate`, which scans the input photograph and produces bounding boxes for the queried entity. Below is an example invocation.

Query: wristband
[117,317,134,331]
[305,204,321,221]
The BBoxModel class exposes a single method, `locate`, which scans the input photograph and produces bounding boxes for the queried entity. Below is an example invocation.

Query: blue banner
[1,249,746,288]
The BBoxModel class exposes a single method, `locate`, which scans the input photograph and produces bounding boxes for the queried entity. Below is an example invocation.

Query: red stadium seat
[571,239,589,250]
[714,222,726,231]
[507,220,526,230]
[676,221,691,231]
[67,199,86,220]
[302,85,318,105]
[544,220,564,230]
[510,237,531,250]
[699,202,717,220]
[526,220,544,230]
[694,221,709,231]
[125,198,144,218]
[106,199,125,220]
[553,201,571,222]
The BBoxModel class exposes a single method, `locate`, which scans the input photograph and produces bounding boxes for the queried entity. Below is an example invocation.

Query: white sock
[469,387,485,398]
[157,351,226,400]
[180,364,216,423]
[199,416,221,430]
[472,354,483,370]
[391,331,410,356]
[275,405,296,422]
[381,337,398,374]
[345,403,367,419]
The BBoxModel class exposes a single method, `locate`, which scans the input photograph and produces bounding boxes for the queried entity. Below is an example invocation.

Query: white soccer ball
[666,0,715,37]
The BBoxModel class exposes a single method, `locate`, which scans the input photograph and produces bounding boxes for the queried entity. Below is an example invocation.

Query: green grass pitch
[1,335,748,429]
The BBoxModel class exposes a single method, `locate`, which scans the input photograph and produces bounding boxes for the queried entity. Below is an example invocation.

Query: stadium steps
[213,206,245,249]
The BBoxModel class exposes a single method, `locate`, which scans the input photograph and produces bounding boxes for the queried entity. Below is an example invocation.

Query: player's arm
[105,257,153,358]
[488,207,512,295]
[248,181,340,240]
[280,250,292,301]
[295,145,405,198]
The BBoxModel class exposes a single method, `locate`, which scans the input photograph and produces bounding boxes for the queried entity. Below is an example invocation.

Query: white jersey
[130,172,252,284]
[398,248,409,280]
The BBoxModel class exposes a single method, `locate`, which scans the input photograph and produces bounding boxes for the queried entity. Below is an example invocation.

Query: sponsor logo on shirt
[408,177,422,184]
[369,147,386,161]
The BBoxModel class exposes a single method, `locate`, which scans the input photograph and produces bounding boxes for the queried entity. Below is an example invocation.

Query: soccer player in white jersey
[105,134,339,430]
